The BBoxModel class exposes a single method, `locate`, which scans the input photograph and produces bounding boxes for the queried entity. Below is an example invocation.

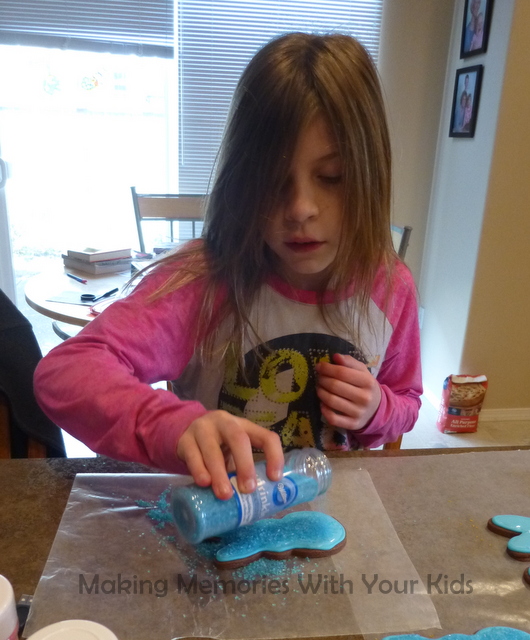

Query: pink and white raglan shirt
[34,259,421,474]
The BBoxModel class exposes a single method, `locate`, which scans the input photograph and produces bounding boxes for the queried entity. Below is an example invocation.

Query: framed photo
[449,65,483,138]
[460,0,494,58]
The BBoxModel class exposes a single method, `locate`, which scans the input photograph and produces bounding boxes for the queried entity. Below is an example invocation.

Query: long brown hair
[144,32,394,358]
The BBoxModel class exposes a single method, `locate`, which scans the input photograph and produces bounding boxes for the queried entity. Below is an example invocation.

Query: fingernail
[215,483,233,500]
[244,478,256,492]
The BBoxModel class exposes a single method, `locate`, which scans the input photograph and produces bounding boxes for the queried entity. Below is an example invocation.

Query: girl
[462,93,474,132]
[35,33,422,500]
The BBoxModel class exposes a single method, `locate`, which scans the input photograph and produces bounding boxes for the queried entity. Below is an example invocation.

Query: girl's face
[264,116,344,290]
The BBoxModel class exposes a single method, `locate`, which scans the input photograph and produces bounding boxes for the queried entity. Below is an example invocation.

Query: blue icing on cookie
[215,511,345,563]
[383,627,530,640]
[491,515,530,555]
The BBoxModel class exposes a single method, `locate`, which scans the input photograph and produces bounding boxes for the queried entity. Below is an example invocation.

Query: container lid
[0,574,18,638]
[26,619,119,640]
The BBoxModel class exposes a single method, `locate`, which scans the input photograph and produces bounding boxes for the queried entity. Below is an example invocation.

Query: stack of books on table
[63,248,132,275]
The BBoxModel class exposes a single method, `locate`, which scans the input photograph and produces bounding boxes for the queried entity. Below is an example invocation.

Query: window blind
[0,0,383,196]
[178,1,383,193]
[0,0,173,58]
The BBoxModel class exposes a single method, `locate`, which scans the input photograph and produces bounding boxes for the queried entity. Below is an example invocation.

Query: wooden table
[24,268,132,327]
[1,447,529,639]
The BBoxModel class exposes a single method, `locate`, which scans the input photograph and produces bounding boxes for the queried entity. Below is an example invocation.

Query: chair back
[0,288,66,459]
[391,224,413,260]
[131,187,206,253]
[382,435,403,451]
[0,392,48,458]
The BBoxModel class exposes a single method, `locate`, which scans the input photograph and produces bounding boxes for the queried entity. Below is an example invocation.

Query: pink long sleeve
[351,264,422,448]
[35,261,422,465]
[34,271,210,472]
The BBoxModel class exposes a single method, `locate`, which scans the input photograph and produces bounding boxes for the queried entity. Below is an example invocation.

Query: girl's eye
[319,175,342,185]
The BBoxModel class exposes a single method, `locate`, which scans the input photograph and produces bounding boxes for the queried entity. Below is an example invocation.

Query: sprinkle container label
[229,474,298,526]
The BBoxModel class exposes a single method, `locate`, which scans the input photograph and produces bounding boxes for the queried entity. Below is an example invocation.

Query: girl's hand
[315,353,381,431]
[176,410,284,500]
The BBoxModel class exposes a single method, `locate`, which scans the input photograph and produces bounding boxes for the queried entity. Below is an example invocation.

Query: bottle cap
[0,575,18,640]
[26,619,119,639]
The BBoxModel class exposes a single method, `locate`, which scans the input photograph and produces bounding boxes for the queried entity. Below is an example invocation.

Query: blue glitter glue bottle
[171,448,332,544]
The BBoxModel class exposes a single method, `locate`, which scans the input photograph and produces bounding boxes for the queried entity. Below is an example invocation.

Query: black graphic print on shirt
[218,333,367,450]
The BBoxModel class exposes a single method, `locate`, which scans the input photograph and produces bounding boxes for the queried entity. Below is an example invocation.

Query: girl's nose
[284,180,318,223]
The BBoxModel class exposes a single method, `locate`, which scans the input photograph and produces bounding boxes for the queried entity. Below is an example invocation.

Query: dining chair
[0,289,66,459]
[51,321,79,341]
[382,435,403,451]
[131,186,206,254]
[391,224,413,260]
[0,392,49,458]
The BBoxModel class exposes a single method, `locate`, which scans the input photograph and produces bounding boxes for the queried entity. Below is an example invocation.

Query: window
[0,0,173,57]
[1,0,382,196]
[0,1,382,255]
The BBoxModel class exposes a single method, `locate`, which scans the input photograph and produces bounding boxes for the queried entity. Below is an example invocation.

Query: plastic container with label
[0,575,18,640]
[171,447,332,544]
[26,619,118,639]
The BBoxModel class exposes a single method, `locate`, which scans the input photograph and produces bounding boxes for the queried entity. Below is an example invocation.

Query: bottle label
[229,474,299,526]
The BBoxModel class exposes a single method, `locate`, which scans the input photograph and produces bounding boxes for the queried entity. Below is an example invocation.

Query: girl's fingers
[176,414,237,499]
[224,421,284,489]
[317,375,366,403]
[316,362,369,392]
[332,353,367,370]
[249,427,284,482]
[316,354,381,430]
[176,434,211,487]
[317,385,362,417]
[320,402,359,430]
[197,431,236,499]
[221,426,258,494]
[223,450,236,473]
[177,411,283,500]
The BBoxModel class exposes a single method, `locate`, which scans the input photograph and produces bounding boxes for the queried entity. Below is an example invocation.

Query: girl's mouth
[285,240,324,253]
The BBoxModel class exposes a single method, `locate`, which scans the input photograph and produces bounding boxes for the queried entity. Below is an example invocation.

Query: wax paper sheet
[25,465,439,639]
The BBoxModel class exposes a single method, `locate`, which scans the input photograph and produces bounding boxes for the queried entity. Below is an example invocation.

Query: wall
[378,0,454,283]
[418,0,517,409]
[460,0,530,411]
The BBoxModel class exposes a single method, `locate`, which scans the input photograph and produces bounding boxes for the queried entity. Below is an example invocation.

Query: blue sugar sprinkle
[232,558,288,581]
[137,487,329,586]
[214,511,344,564]
[136,489,174,529]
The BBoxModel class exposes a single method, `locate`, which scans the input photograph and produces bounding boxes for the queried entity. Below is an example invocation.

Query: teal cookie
[214,511,346,569]
[487,515,530,560]
[383,628,530,640]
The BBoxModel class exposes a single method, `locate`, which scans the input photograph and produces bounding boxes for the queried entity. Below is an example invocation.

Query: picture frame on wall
[449,65,484,138]
[460,0,494,58]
